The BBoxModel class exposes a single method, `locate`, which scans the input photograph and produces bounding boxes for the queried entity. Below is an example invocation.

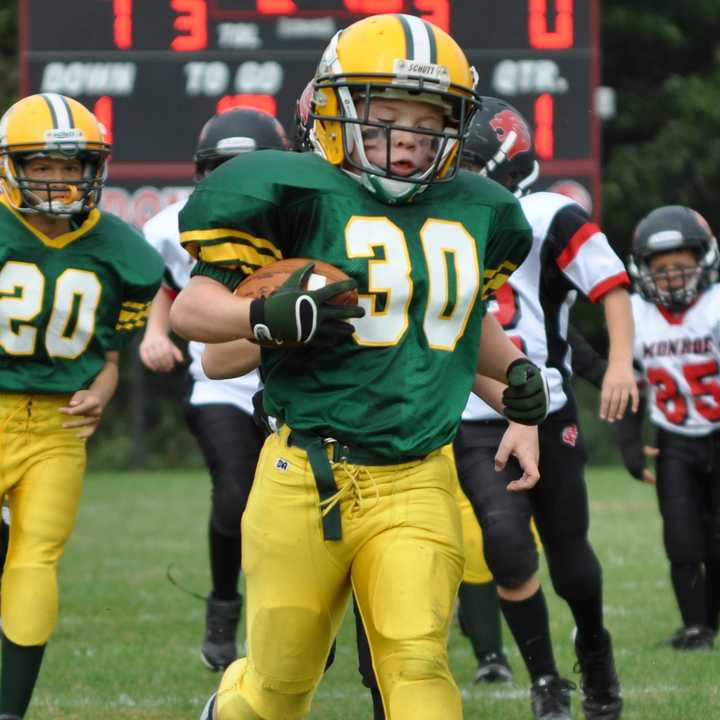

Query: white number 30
[346,216,481,351]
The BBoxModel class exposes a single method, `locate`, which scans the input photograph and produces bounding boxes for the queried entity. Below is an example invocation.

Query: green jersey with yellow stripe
[0,198,164,393]
[180,150,530,458]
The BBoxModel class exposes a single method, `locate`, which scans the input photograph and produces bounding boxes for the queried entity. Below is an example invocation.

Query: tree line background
[1,2,719,469]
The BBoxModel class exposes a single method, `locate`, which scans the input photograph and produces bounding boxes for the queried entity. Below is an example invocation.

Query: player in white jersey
[455,97,637,720]
[618,205,720,650]
[139,107,289,670]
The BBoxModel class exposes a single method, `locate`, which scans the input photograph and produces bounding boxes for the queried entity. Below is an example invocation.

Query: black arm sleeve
[614,394,647,480]
[568,324,607,389]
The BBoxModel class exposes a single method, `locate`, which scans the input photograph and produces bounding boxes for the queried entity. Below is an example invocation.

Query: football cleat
[474,651,513,684]
[574,630,623,720]
[667,624,715,651]
[201,594,243,671]
[199,692,217,720]
[530,674,575,720]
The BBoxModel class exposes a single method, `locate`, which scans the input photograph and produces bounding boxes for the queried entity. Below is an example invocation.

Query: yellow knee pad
[1,565,58,645]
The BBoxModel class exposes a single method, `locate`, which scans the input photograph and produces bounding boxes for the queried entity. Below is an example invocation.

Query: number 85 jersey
[0,197,164,394]
[633,284,720,436]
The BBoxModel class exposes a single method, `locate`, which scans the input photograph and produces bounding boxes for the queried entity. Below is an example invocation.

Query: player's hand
[599,362,639,422]
[59,391,106,439]
[641,445,659,485]
[139,332,184,372]
[495,422,540,491]
[249,263,365,346]
[502,358,549,425]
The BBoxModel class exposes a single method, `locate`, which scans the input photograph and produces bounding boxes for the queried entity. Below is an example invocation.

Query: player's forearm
[601,287,634,369]
[202,339,262,379]
[475,312,525,382]
[472,374,505,413]
[170,275,253,342]
[144,286,174,338]
[88,351,120,407]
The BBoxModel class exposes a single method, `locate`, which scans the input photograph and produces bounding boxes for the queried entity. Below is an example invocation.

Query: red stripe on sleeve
[587,271,631,303]
[556,222,602,270]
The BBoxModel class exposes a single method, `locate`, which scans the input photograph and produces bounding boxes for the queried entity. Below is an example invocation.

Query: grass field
[23,467,719,719]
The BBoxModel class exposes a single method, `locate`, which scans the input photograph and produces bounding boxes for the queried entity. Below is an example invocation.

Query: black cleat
[474,651,513,683]
[667,624,715,650]
[530,674,574,720]
[574,630,623,720]
[201,594,243,671]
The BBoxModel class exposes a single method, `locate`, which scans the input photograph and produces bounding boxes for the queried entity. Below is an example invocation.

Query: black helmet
[461,96,539,196]
[628,205,719,310]
[193,107,289,179]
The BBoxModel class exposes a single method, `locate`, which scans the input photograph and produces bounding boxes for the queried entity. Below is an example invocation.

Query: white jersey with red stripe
[632,285,720,436]
[143,200,260,415]
[464,191,629,421]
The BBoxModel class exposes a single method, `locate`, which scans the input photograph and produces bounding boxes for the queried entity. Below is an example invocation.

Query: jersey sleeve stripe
[179,228,281,259]
[556,222,602,270]
[194,241,282,270]
[116,303,151,331]
[587,271,631,303]
[481,260,518,299]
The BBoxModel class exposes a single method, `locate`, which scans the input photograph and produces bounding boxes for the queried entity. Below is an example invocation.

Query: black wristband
[249,298,265,330]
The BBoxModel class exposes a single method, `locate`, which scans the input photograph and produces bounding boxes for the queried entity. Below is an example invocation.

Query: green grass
[22,467,719,719]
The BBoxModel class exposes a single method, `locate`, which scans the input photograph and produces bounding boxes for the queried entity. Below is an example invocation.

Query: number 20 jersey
[0,198,164,394]
[180,150,531,458]
[632,285,720,436]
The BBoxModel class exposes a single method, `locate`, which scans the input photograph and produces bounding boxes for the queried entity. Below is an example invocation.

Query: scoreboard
[18,0,600,226]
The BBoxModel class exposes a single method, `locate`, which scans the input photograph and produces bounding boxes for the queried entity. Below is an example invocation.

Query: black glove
[249,263,365,346]
[502,358,549,425]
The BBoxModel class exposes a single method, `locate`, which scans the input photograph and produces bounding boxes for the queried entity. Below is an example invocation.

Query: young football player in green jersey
[0,93,164,719]
[171,14,547,720]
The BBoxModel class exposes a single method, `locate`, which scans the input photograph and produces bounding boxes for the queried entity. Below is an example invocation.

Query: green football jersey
[180,150,530,458]
[0,199,164,394]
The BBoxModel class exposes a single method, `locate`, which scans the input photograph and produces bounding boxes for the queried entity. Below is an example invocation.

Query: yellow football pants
[215,426,465,720]
[0,393,86,646]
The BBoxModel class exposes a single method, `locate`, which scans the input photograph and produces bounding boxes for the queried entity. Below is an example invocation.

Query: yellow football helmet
[0,93,111,216]
[307,13,480,204]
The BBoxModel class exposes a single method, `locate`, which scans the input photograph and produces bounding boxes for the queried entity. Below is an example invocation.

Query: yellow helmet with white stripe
[308,13,480,204]
[0,93,111,216]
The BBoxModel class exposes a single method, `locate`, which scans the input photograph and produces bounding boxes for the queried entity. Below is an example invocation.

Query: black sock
[566,591,605,650]
[704,561,720,632]
[457,581,503,660]
[499,588,557,682]
[208,522,241,601]
[671,562,707,627]
[0,636,46,717]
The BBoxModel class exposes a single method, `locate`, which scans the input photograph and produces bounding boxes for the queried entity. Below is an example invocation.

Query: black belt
[287,429,421,541]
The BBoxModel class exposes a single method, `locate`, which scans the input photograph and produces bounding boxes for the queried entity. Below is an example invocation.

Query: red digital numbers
[93,96,114,147]
[534,93,554,160]
[648,360,720,425]
[344,0,403,12]
[217,94,278,117]
[413,0,449,32]
[171,0,208,52]
[257,0,298,13]
[528,0,574,49]
[112,0,132,50]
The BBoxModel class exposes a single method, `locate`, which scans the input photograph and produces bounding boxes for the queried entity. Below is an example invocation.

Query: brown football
[235,258,359,306]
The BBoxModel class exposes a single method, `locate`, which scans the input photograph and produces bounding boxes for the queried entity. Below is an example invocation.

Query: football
[235,258,358,306]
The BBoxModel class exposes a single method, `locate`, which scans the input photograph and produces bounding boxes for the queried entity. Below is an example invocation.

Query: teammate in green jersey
[0,93,164,719]
[171,14,546,720]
